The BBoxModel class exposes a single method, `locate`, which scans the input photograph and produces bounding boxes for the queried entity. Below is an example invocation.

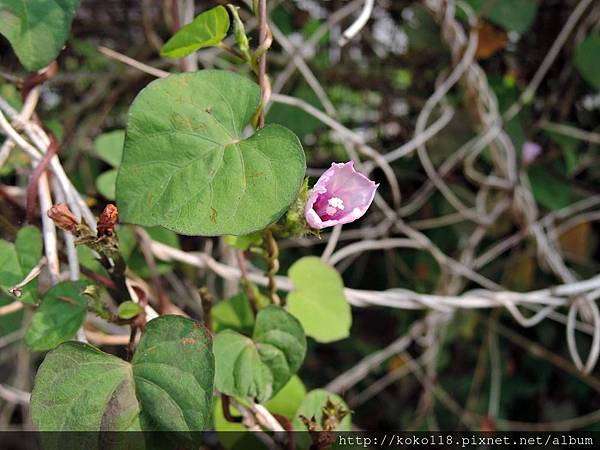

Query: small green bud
[227,5,250,60]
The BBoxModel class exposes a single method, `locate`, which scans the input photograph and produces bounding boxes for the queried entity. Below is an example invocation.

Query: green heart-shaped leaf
[32,342,139,431]
[25,280,88,351]
[0,0,80,71]
[214,305,306,402]
[31,315,214,431]
[161,5,230,58]
[286,256,351,343]
[116,70,306,236]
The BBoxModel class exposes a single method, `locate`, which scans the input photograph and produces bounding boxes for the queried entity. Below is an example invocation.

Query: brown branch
[221,393,243,423]
[79,266,117,290]
[20,61,58,100]
[273,413,295,450]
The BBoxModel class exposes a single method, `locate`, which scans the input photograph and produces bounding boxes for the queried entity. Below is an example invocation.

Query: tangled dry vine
[1,0,599,434]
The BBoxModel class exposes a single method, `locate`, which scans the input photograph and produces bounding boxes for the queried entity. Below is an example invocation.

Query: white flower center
[325,197,345,216]
[328,197,345,210]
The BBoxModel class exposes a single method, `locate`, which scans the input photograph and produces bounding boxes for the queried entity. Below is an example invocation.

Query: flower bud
[47,203,78,232]
[522,141,542,164]
[97,204,118,237]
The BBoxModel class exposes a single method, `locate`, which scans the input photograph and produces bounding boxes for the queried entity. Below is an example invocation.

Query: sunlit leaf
[286,256,351,343]
[160,6,230,58]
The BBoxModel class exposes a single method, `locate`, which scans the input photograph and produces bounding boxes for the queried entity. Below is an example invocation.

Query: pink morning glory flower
[522,141,542,164]
[304,161,379,230]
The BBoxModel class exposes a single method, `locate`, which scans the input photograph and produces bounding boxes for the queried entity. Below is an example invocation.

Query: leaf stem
[264,229,281,306]
[235,250,259,316]
[217,42,247,63]
[198,287,214,332]
[253,0,272,128]
[235,0,276,311]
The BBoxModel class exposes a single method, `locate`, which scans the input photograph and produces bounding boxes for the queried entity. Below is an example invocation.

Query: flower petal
[522,141,542,164]
[304,161,378,229]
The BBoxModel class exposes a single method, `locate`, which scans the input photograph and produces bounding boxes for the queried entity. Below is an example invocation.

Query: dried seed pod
[97,204,118,237]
